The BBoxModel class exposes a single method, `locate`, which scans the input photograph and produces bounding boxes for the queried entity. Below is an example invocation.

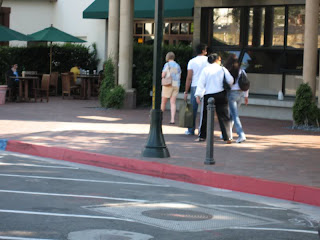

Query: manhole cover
[142,209,212,221]
[84,202,280,232]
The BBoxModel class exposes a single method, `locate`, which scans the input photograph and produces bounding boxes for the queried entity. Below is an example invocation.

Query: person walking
[183,43,209,135]
[195,53,233,143]
[161,52,181,124]
[224,54,249,143]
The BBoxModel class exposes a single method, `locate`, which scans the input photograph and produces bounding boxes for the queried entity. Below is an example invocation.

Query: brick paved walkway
[1,97,319,189]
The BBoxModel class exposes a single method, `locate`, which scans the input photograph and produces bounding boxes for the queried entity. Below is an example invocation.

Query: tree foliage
[99,58,125,109]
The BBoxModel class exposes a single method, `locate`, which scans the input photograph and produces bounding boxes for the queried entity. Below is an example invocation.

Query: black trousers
[198,91,231,140]
[8,79,19,100]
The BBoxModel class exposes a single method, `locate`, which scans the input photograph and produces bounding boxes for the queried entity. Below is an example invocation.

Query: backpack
[238,70,250,91]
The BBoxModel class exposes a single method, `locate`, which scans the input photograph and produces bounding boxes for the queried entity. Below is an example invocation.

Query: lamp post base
[142,146,170,158]
[142,109,170,158]
[204,158,215,165]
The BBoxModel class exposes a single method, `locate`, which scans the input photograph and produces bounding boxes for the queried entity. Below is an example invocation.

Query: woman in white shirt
[224,54,249,143]
[195,53,233,143]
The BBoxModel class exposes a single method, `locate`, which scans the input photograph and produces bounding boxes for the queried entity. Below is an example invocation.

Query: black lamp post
[142,0,170,158]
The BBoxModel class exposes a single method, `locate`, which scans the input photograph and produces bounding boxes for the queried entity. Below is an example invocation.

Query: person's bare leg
[170,96,177,123]
[161,97,168,112]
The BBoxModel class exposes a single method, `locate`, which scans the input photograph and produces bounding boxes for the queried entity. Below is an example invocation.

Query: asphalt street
[0,151,319,240]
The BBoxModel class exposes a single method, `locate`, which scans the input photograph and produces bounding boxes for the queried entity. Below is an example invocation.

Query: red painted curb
[6,140,320,207]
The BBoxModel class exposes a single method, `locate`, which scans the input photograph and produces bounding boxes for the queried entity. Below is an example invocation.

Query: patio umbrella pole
[29,25,85,74]
[50,41,53,74]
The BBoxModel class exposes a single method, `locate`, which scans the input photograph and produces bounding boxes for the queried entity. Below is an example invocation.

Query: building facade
[1,0,107,70]
[193,0,319,104]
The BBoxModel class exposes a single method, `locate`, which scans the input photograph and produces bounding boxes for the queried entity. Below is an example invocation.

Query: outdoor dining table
[79,74,99,99]
[10,76,40,101]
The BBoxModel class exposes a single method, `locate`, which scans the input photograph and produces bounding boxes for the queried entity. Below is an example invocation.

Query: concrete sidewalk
[0,97,319,206]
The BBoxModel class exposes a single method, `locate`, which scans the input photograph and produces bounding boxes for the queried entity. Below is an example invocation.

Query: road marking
[230,227,318,234]
[0,209,135,222]
[0,189,148,202]
[0,162,78,169]
[0,236,57,240]
[0,174,169,187]
[208,205,286,210]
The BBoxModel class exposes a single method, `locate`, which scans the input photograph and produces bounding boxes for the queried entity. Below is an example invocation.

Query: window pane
[180,23,189,34]
[288,6,305,48]
[145,23,153,35]
[136,23,143,34]
[241,50,285,73]
[171,23,179,34]
[213,8,241,46]
[164,23,170,34]
[272,7,285,47]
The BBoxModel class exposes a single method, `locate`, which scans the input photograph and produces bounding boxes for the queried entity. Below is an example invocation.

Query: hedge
[1,43,194,107]
[133,43,193,106]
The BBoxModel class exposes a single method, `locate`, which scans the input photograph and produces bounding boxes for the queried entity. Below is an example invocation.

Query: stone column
[302,0,319,98]
[119,0,136,108]
[107,0,120,77]
[193,7,201,50]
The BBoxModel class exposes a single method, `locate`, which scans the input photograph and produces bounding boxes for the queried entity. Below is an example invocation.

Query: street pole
[142,0,170,158]
[204,97,215,165]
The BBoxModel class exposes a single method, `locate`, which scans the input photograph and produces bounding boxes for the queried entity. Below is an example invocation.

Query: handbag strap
[167,63,171,73]
[222,67,226,80]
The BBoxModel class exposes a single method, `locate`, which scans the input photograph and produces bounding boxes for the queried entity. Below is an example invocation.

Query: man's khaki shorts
[162,86,179,98]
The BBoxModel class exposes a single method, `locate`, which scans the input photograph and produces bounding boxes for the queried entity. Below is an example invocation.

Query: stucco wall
[3,0,107,70]
[195,0,305,7]
[3,0,54,46]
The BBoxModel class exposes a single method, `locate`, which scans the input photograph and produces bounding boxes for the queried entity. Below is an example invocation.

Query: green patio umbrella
[28,25,86,73]
[0,24,33,41]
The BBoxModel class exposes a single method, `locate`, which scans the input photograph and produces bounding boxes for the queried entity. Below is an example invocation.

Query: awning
[83,0,194,19]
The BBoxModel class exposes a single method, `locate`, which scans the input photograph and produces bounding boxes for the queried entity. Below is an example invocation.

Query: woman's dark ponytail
[208,53,219,64]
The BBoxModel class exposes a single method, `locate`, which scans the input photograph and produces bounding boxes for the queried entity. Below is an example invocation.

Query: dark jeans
[198,91,231,140]
[8,79,19,100]
[187,86,198,134]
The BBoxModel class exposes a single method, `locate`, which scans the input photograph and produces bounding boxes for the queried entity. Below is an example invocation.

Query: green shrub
[99,58,114,107]
[99,58,125,109]
[105,85,126,109]
[293,83,320,127]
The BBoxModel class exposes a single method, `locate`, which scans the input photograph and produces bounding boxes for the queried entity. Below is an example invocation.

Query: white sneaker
[185,130,194,135]
[236,137,246,143]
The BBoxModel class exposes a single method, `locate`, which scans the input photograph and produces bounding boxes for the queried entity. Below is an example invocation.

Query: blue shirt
[162,61,181,87]
[13,71,19,81]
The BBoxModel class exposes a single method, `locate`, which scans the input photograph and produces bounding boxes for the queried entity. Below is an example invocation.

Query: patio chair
[61,72,80,99]
[34,74,50,102]
[49,72,59,96]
